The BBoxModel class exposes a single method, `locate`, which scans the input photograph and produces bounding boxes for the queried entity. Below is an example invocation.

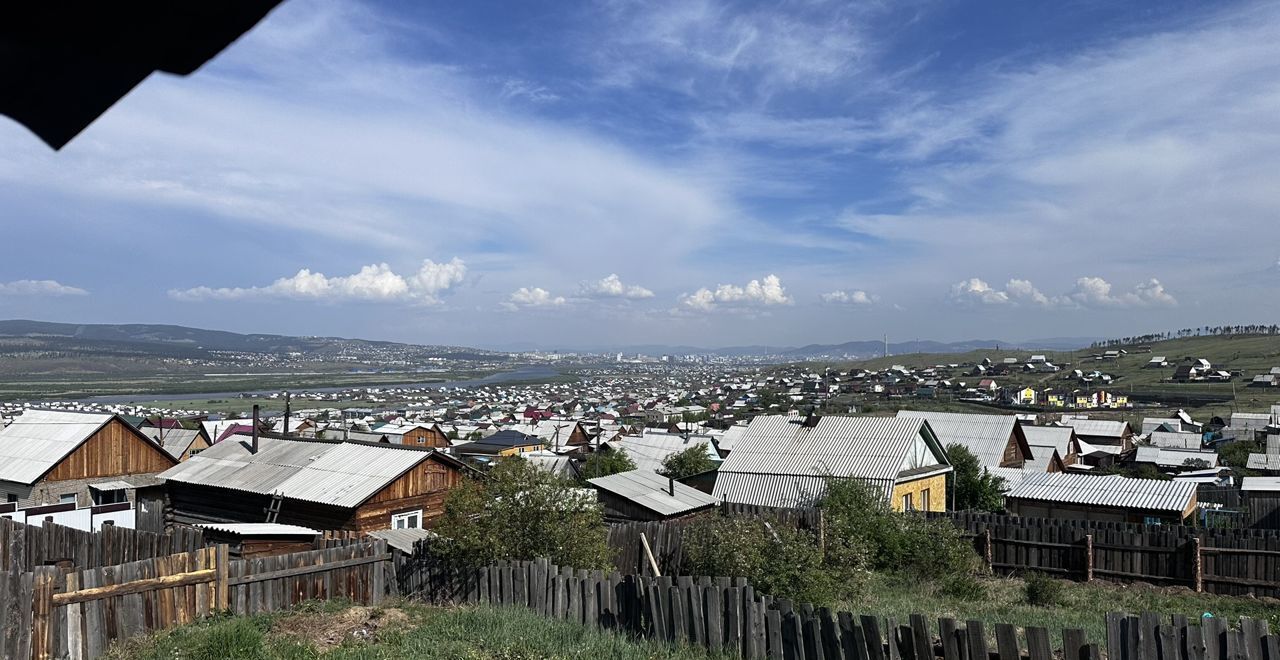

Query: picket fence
[1,538,391,660]
[400,556,1280,660]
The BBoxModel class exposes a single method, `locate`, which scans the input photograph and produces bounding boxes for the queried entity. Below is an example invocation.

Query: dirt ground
[271,606,413,651]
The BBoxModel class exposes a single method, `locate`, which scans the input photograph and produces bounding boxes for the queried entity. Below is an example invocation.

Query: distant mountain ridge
[568,337,1098,358]
[0,320,500,358]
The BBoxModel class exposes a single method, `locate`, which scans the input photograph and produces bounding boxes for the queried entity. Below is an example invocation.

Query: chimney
[802,414,821,428]
[667,477,675,496]
[251,405,260,454]
[283,392,291,437]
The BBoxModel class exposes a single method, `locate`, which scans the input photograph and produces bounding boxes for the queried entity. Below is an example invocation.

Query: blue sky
[2,0,1279,350]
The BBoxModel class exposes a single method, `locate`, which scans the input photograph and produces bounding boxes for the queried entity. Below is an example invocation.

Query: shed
[1005,472,1197,524]
[194,522,319,559]
[586,469,718,522]
[1241,477,1280,530]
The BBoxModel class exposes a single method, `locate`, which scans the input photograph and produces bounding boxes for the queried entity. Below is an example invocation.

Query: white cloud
[0,279,88,296]
[821,289,876,305]
[503,287,567,310]
[681,274,792,311]
[170,258,465,304]
[950,276,1177,308]
[579,274,654,300]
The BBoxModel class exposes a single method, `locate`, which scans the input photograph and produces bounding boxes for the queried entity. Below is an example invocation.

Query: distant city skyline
[2,0,1279,347]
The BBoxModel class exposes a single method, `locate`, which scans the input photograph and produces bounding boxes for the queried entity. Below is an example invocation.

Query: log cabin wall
[45,418,176,482]
[351,458,463,532]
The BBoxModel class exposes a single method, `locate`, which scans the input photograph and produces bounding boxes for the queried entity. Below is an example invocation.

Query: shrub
[1023,571,1064,607]
[681,516,850,604]
[939,572,987,601]
[658,443,717,479]
[948,444,1007,512]
[433,458,611,570]
[578,447,636,481]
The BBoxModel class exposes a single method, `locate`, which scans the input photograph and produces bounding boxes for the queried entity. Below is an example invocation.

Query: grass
[838,572,1280,642]
[105,601,732,660]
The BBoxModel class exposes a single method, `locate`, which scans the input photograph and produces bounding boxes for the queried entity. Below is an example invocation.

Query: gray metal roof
[89,480,135,491]
[717,425,748,452]
[587,469,718,516]
[195,522,320,536]
[1246,453,1280,470]
[604,433,720,473]
[1241,477,1280,492]
[1020,426,1075,459]
[1057,418,1129,440]
[1132,446,1218,469]
[712,415,949,507]
[1146,431,1202,449]
[896,410,1016,467]
[1006,472,1195,513]
[1230,412,1272,431]
[367,527,437,553]
[0,410,114,484]
[159,436,437,508]
[142,428,203,460]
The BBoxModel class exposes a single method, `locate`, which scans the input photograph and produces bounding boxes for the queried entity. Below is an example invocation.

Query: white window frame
[59,493,77,505]
[901,493,913,512]
[392,509,424,529]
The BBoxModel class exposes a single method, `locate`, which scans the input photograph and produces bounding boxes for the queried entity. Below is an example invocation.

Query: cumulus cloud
[579,274,654,299]
[503,287,567,310]
[950,276,1177,308]
[680,274,791,311]
[821,289,876,305]
[0,279,88,296]
[170,258,465,304]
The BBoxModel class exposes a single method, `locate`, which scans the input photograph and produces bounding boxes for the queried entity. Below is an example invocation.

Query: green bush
[658,443,717,479]
[820,478,981,582]
[433,458,612,570]
[681,516,850,604]
[1023,572,1064,607]
[578,447,636,482]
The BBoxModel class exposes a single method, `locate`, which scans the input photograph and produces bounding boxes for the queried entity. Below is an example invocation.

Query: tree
[659,442,717,479]
[579,447,636,481]
[432,457,611,569]
[947,444,1007,512]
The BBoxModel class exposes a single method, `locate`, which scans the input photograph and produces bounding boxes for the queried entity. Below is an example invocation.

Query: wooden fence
[401,556,1280,660]
[0,538,392,659]
[933,512,1280,598]
[0,517,205,573]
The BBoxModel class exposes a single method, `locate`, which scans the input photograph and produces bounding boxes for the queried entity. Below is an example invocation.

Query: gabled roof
[159,436,458,509]
[587,469,718,517]
[1057,417,1130,439]
[0,410,173,485]
[142,428,204,460]
[713,415,950,507]
[1020,425,1076,458]
[896,410,1021,467]
[604,432,720,473]
[1006,472,1195,513]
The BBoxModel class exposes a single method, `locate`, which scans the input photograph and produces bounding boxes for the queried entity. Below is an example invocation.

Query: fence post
[1190,537,1203,593]
[215,544,230,612]
[31,565,56,660]
[1084,534,1094,582]
[983,529,994,570]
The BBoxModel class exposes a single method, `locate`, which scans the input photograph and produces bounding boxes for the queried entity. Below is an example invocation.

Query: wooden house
[0,410,177,507]
[151,436,468,533]
[896,410,1032,470]
[375,423,451,448]
[456,430,544,457]
[140,427,211,462]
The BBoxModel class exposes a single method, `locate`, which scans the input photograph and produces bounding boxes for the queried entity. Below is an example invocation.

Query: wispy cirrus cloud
[170,258,466,304]
[0,280,87,297]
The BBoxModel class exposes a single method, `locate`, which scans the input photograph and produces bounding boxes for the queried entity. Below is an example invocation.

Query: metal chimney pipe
[252,404,260,454]
[668,477,675,496]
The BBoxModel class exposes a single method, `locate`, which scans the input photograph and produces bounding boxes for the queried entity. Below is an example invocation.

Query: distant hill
[0,320,502,360]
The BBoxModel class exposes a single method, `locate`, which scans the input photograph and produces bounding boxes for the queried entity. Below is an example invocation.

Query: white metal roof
[896,410,1017,468]
[604,433,720,473]
[1241,477,1280,492]
[159,436,437,508]
[1246,453,1280,470]
[1006,472,1195,513]
[194,522,319,536]
[1146,431,1202,449]
[1132,446,1218,469]
[0,410,115,484]
[142,428,203,460]
[1057,418,1129,440]
[587,469,718,516]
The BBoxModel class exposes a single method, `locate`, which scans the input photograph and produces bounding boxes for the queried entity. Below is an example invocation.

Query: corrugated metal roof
[1133,446,1218,469]
[1147,431,1202,449]
[712,415,947,508]
[0,410,114,484]
[159,436,434,508]
[1057,418,1129,439]
[194,522,319,536]
[587,469,717,516]
[142,428,202,460]
[605,433,720,473]
[1020,426,1074,460]
[367,528,437,553]
[89,480,135,491]
[1006,472,1195,513]
[1241,477,1280,492]
[1246,453,1280,470]
[897,410,1016,467]
[717,425,748,452]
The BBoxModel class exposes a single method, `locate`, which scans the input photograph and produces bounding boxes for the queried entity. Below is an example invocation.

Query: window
[901,493,913,512]
[921,488,931,512]
[95,489,126,505]
[392,510,423,529]
[5,494,16,503]
[59,493,77,505]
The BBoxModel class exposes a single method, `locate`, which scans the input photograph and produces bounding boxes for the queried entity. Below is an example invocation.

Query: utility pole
[283,391,291,438]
